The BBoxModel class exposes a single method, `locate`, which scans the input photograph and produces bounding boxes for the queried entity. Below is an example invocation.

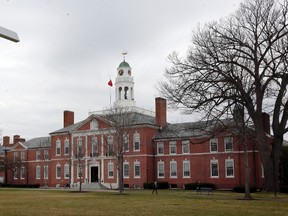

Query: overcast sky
[0,0,243,141]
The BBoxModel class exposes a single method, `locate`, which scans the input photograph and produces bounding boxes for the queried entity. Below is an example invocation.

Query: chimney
[262,113,270,135]
[155,97,167,128]
[13,135,25,144]
[3,136,10,147]
[64,110,74,128]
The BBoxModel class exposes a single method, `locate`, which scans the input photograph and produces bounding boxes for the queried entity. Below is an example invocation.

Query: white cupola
[114,56,136,108]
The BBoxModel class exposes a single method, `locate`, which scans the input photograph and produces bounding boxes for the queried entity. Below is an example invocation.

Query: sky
[0,0,243,141]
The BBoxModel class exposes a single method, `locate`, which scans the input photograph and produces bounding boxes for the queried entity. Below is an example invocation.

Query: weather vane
[122,50,128,61]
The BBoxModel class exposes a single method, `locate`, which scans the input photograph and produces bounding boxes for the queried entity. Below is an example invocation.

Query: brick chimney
[64,110,74,128]
[262,113,270,135]
[155,97,167,128]
[13,135,25,144]
[3,136,10,147]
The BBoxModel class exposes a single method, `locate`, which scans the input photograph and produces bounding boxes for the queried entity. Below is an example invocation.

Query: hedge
[184,182,215,190]
[0,183,40,188]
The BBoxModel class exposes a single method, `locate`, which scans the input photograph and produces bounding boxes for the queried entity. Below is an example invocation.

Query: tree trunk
[118,156,124,194]
[244,138,252,200]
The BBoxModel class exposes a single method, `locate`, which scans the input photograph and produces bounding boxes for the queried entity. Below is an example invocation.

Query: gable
[10,142,27,151]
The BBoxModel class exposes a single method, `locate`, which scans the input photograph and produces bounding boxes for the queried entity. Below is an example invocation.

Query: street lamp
[0,26,19,43]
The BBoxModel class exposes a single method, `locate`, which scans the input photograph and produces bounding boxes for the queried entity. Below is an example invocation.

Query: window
[56,165,61,179]
[225,159,234,178]
[14,169,18,179]
[92,137,98,157]
[21,152,25,161]
[182,140,190,154]
[20,166,25,179]
[44,149,49,160]
[210,138,218,152]
[56,140,61,156]
[170,161,177,178]
[134,162,140,178]
[123,163,129,178]
[36,165,41,179]
[90,119,98,130]
[157,161,164,178]
[14,152,18,162]
[64,139,69,155]
[183,160,190,177]
[44,165,48,179]
[123,134,129,152]
[169,141,176,154]
[36,150,41,161]
[210,160,219,178]
[77,138,83,157]
[107,136,113,156]
[77,165,83,179]
[224,137,233,152]
[64,164,69,179]
[133,132,140,151]
[157,142,164,155]
[108,162,114,178]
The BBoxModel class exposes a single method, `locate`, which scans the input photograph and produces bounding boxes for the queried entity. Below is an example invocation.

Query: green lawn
[0,189,287,216]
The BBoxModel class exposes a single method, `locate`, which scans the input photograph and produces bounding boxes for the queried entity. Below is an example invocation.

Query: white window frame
[56,140,61,156]
[107,136,113,156]
[225,159,234,178]
[169,141,177,155]
[77,138,83,157]
[36,150,41,161]
[14,152,18,162]
[20,166,25,179]
[183,160,190,178]
[64,139,69,155]
[210,160,219,178]
[108,162,114,178]
[44,165,49,179]
[36,165,41,179]
[170,161,177,178]
[56,164,61,179]
[44,149,49,160]
[210,138,218,153]
[21,152,25,161]
[14,169,18,179]
[133,132,140,151]
[64,164,70,179]
[224,137,233,152]
[123,162,129,178]
[92,137,98,157]
[157,161,164,178]
[182,140,190,154]
[123,134,129,152]
[134,161,140,178]
[157,142,164,155]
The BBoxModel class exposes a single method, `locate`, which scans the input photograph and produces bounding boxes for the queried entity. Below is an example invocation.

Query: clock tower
[114,54,136,108]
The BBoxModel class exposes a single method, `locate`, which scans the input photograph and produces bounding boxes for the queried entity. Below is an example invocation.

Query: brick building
[1,58,265,189]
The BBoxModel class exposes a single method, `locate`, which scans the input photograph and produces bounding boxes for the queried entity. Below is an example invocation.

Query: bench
[196,187,213,194]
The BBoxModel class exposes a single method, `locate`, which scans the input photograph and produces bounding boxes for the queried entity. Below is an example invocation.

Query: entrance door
[91,167,99,182]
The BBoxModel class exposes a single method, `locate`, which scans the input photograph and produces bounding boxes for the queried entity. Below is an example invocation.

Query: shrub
[0,183,40,188]
[143,181,169,189]
[184,182,215,190]
[233,185,257,193]
[280,184,288,193]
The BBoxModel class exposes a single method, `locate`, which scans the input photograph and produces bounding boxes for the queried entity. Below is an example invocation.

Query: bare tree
[160,0,288,193]
[100,105,139,194]
[72,140,85,192]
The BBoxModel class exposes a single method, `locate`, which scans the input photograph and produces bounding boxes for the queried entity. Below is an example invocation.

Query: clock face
[118,70,124,76]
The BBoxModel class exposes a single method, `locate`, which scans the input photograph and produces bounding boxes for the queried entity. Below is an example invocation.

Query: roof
[23,137,51,149]
[118,61,131,68]
[154,119,236,140]
[50,112,157,135]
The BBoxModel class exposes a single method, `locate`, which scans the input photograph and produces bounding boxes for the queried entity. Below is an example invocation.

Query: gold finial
[122,51,128,61]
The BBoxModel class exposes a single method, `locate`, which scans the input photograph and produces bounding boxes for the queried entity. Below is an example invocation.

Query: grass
[0,189,287,216]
